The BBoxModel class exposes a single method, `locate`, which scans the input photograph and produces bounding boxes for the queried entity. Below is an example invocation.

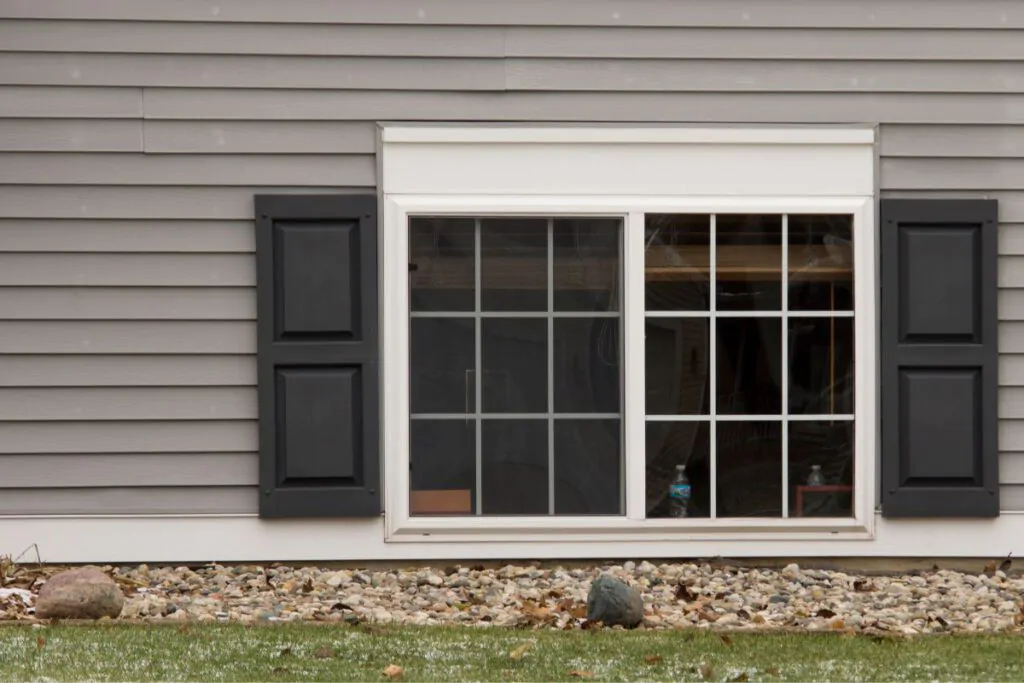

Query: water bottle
[807,465,826,487]
[668,465,691,518]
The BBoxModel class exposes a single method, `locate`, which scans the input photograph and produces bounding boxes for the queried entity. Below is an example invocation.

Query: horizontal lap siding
[3,2,1024,513]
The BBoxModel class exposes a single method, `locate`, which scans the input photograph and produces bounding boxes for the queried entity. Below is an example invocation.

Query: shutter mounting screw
[263,489,271,496]
[369,488,377,494]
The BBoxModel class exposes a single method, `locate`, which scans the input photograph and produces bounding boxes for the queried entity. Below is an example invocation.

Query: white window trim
[379,127,877,543]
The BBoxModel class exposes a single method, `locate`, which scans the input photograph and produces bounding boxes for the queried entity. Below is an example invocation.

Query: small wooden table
[794,485,853,517]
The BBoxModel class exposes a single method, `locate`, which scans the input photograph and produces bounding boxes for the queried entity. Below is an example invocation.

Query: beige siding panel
[0,387,255,421]
[999,486,1024,510]
[0,321,254,354]
[1000,289,1024,320]
[1000,224,1024,255]
[144,121,376,154]
[7,21,1024,61]
[0,486,256,515]
[1000,454,1024,484]
[0,420,256,454]
[0,220,255,253]
[0,254,252,287]
[0,86,140,118]
[0,21,504,58]
[0,153,372,186]
[1000,323,1024,354]
[4,0,1022,29]
[1001,420,1024,451]
[883,159,1024,190]
[1002,357,1024,387]
[0,54,503,90]
[0,355,255,387]
[0,453,257,488]
[1001,388,1024,418]
[142,90,1024,125]
[0,288,255,320]
[504,59,1024,93]
[882,126,1024,158]
[0,187,343,219]
[1001,264,1024,290]
[0,119,141,152]
[506,28,1024,60]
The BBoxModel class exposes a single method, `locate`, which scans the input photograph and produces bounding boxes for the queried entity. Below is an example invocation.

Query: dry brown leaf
[382,664,404,679]
[314,646,334,659]
[644,655,664,665]
[509,643,533,660]
[569,671,594,679]
[983,560,998,577]
[278,647,293,657]
[719,633,733,646]
[177,624,190,635]
[852,579,873,592]
[698,610,719,623]
[815,608,836,619]
[699,663,715,680]
[730,673,750,682]
[830,619,846,630]
[35,635,46,650]
[1000,554,1014,574]
[751,614,766,625]
[581,619,602,630]
[675,582,698,602]
[764,667,781,677]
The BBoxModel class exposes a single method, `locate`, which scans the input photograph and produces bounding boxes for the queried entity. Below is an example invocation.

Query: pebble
[2,562,1022,633]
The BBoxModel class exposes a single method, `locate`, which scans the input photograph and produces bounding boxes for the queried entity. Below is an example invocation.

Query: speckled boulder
[586,574,643,628]
[36,567,124,620]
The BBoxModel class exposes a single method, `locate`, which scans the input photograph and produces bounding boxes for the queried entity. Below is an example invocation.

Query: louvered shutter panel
[255,195,380,517]
[880,199,998,518]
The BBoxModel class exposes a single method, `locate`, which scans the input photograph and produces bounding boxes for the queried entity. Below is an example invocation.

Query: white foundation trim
[1,514,1020,564]
[380,127,876,146]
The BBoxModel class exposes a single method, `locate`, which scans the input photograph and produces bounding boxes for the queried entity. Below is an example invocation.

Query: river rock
[36,567,124,619]
[586,574,643,628]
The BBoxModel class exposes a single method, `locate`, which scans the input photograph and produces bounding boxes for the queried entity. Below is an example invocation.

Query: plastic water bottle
[669,465,691,518]
[807,465,826,487]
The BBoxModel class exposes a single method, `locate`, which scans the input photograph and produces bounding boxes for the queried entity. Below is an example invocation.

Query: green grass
[0,624,1023,682]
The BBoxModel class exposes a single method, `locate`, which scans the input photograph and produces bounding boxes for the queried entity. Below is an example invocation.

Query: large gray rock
[36,567,124,620]
[586,574,644,628]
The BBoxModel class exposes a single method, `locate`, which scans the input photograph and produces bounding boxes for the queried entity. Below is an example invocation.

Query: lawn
[0,624,1022,682]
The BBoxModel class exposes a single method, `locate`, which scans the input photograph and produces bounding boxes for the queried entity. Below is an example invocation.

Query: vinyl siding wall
[2,0,1024,515]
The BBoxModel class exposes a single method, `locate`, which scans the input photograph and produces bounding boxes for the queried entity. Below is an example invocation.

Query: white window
[380,126,876,542]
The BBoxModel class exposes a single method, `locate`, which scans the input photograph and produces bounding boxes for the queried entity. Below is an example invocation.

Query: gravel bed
[3,562,1023,634]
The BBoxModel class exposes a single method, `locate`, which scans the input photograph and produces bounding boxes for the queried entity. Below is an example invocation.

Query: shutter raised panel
[255,195,380,518]
[881,199,998,518]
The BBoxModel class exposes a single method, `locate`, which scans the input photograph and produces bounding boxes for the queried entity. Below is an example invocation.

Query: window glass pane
[789,214,853,311]
[717,214,783,311]
[481,218,547,311]
[410,420,475,516]
[554,218,621,312]
[717,421,782,517]
[646,318,710,416]
[409,217,475,312]
[481,318,547,413]
[789,421,854,518]
[554,318,620,413]
[410,318,474,414]
[789,317,854,415]
[717,318,782,415]
[554,419,621,514]
[645,421,711,518]
[481,420,548,514]
[645,214,711,311]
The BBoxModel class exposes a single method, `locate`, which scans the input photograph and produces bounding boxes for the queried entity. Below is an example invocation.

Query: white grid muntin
[383,194,875,541]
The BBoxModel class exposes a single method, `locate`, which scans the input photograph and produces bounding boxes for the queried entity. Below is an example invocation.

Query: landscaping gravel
[2,561,1023,635]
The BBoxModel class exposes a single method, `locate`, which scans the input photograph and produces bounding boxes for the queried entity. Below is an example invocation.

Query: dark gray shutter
[881,199,998,518]
[255,194,380,518]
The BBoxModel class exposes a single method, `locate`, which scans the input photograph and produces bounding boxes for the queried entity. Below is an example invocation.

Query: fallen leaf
[1000,553,1014,574]
[35,635,45,649]
[852,579,873,592]
[382,664,404,679]
[751,614,766,625]
[830,619,846,630]
[302,578,314,593]
[736,609,750,620]
[278,647,293,657]
[569,671,594,679]
[698,609,719,623]
[719,633,733,646]
[509,643,533,660]
[177,624,190,635]
[314,646,334,659]
[675,582,698,602]
[983,560,998,577]
[644,655,664,665]
[581,619,602,630]
[730,673,750,682]
[815,608,836,619]
[764,667,781,677]
[699,664,715,680]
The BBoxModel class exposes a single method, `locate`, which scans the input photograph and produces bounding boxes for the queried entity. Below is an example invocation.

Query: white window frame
[380,126,877,543]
